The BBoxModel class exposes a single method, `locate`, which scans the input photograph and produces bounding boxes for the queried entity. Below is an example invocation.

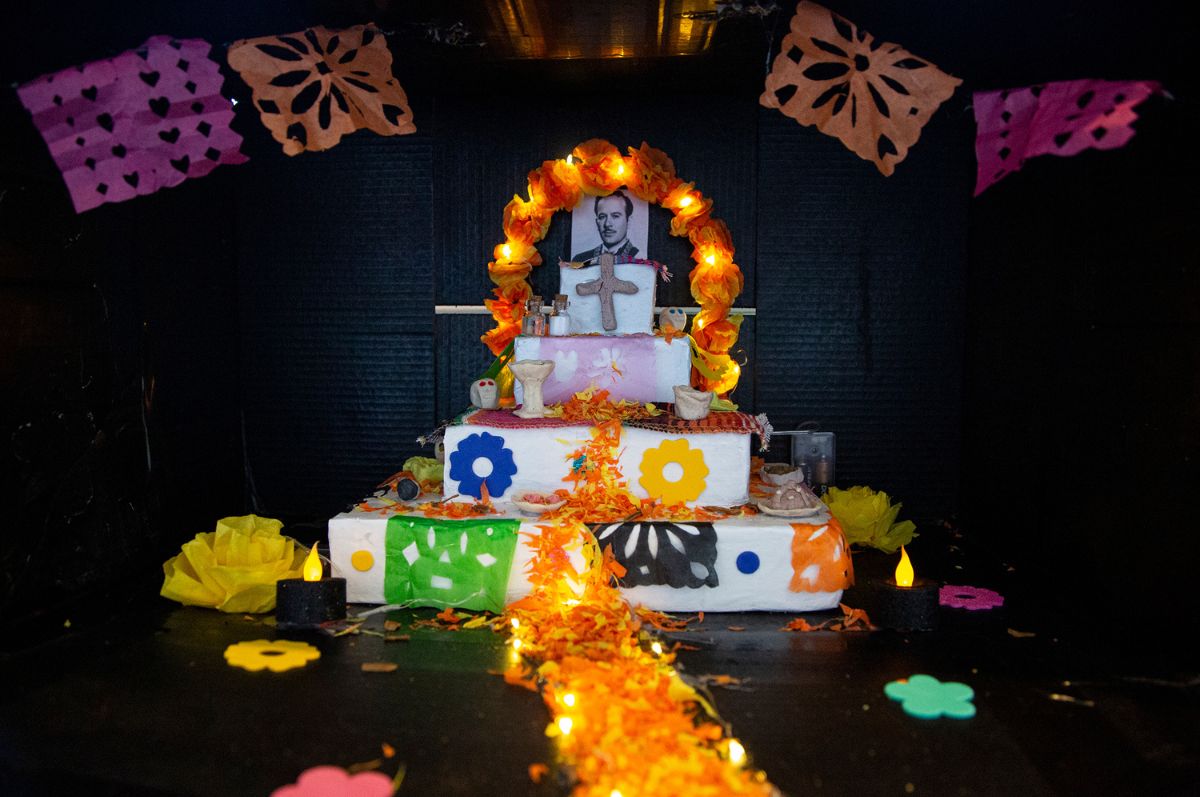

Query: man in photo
[571,189,640,263]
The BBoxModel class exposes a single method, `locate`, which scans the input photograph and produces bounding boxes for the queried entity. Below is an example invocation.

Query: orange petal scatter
[502,514,778,797]
[781,603,873,633]
[482,139,745,394]
[541,421,717,527]
[547,388,662,425]
[418,499,499,520]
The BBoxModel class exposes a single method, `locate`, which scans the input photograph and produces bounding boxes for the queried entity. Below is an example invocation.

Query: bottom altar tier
[328,503,853,613]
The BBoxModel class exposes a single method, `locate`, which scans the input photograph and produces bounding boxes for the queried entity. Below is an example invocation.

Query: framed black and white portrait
[569,189,650,263]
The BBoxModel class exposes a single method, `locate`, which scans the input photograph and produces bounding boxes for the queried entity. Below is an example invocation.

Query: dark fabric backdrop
[1,1,1195,637]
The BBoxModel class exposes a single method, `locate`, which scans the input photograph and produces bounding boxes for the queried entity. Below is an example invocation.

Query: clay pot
[673,385,713,420]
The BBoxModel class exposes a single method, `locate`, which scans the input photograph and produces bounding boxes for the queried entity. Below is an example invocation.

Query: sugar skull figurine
[659,307,687,333]
[470,378,499,409]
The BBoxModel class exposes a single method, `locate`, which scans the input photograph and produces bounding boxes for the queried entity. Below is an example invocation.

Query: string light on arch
[481,138,745,394]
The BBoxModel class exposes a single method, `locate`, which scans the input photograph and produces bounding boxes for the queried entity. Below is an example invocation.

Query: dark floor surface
[1,556,1197,796]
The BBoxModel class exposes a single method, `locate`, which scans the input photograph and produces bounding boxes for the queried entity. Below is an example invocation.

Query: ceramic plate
[755,502,822,518]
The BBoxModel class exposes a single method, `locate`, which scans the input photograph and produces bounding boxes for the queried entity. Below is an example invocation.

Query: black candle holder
[875,577,939,631]
[275,577,347,629]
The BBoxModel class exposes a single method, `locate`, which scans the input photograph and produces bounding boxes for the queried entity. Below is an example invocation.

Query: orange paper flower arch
[483,139,744,395]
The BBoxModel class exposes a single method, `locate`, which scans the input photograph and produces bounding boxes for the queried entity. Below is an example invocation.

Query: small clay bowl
[511,493,567,515]
[761,463,805,486]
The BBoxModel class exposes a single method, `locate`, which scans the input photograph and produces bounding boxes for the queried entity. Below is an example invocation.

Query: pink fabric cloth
[17,35,247,213]
[527,335,659,404]
[973,79,1162,195]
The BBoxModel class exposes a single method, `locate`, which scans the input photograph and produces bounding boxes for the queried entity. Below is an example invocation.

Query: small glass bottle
[522,296,546,336]
[549,294,571,336]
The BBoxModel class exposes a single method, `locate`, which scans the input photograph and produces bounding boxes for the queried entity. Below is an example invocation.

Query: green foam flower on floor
[885,674,976,719]
[821,485,916,553]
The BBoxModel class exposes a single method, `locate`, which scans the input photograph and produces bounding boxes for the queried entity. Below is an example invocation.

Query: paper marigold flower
[624,142,677,202]
[688,217,735,263]
[528,159,582,211]
[224,639,320,672]
[502,194,552,244]
[270,765,393,797]
[822,485,917,553]
[487,258,534,290]
[663,181,714,237]
[572,138,625,195]
[492,240,542,268]
[638,439,709,505]
[160,514,308,613]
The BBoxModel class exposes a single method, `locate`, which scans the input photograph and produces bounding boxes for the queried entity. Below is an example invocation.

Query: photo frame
[569,188,650,263]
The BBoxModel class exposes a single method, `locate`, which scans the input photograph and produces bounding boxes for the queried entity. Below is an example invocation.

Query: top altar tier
[561,255,656,335]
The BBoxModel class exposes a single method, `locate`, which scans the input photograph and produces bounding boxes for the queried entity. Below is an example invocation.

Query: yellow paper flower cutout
[638,438,709,505]
[224,639,320,673]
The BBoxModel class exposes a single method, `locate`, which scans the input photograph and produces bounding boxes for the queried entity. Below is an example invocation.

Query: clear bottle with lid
[548,294,571,336]
[522,295,546,336]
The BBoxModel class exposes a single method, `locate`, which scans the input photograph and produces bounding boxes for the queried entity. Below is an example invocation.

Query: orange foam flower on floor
[572,138,625,195]
[502,195,552,245]
[624,142,677,202]
[527,159,582,212]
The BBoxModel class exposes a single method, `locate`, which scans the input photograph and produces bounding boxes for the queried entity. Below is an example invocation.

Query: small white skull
[658,307,687,333]
[469,378,499,409]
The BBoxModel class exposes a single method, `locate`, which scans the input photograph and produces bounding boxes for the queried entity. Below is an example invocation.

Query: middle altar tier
[446,249,761,507]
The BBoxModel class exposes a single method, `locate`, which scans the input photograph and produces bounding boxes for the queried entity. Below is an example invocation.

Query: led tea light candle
[876,546,939,631]
[275,544,347,629]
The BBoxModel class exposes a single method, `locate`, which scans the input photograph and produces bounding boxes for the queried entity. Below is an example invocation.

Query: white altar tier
[329,504,853,613]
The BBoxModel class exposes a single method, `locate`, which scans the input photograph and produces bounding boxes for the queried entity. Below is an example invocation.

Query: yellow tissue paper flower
[403,455,443,484]
[224,639,320,672]
[821,485,917,554]
[160,514,309,613]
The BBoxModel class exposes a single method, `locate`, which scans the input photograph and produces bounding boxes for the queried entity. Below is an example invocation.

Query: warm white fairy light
[650,641,663,656]
[511,617,520,629]
[562,692,576,707]
[728,739,746,766]
[502,243,512,258]
[512,638,522,651]
[557,716,573,735]
[678,195,694,208]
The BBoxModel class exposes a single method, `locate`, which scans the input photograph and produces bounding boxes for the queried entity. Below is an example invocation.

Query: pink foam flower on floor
[271,766,393,797]
[939,584,1004,611]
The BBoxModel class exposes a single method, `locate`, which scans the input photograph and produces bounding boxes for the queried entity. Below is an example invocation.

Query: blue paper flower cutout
[884,674,976,719]
[447,432,517,499]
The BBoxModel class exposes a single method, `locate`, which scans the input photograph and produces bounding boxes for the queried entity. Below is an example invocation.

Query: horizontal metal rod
[435,305,758,316]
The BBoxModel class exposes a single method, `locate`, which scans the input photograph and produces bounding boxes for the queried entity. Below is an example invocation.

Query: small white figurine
[470,378,499,410]
[673,384,714,420]
[659,307,687,333]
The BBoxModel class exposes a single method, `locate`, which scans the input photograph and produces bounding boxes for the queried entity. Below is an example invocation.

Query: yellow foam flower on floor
[160,514,309,613]
[224,639,320,672]
[822,485,917,553]
[638,438,709,505]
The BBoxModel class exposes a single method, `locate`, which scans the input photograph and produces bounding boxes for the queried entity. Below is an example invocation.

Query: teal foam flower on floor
[885,674,976,719]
